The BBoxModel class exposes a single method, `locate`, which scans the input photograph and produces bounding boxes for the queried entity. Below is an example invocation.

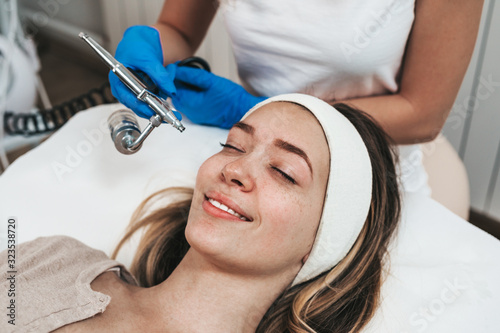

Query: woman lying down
[1,94,400,333]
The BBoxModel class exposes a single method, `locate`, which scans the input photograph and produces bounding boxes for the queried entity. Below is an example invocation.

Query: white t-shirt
[221,0,430,195]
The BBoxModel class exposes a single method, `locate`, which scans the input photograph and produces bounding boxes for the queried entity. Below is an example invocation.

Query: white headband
[241,94,373,286]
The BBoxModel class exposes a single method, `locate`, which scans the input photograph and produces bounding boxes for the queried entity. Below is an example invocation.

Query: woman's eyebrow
[274,139,313,176]
[233,121,255,135]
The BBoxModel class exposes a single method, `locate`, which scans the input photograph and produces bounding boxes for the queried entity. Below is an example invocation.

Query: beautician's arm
[340,0,484,144]
[152,0,218,64]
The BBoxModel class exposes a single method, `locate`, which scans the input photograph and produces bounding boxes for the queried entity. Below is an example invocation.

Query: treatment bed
[1,104,499,332]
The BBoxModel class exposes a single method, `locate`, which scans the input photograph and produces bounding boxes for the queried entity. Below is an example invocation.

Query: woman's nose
[220,157,255,191]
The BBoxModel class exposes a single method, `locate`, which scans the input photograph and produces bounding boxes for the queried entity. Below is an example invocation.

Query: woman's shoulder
[18,234,108,258]
[1,235,114,278]
[0,235,137,332]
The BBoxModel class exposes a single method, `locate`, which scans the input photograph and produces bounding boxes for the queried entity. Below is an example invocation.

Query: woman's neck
[136,248,298,332]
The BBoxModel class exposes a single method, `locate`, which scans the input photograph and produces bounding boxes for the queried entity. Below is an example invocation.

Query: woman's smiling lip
[203,191,253,222]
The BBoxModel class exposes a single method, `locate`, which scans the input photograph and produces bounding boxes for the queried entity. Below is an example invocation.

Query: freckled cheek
[259,190,309,244]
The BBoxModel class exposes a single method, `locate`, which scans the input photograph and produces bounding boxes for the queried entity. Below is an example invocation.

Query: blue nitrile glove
[109,25,178,119]
[171,66,266,129]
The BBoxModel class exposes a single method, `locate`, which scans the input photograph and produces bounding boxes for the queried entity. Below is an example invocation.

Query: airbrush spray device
[79,32,185,154]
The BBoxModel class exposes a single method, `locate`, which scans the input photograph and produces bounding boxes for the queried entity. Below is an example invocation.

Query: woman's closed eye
[271,165,296,184]
[220,142,244,153]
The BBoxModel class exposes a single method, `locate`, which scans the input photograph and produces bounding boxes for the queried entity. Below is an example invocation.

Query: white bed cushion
[1,104,499,331]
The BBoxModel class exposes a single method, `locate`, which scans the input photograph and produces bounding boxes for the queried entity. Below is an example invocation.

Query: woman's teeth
[208,198,249,221]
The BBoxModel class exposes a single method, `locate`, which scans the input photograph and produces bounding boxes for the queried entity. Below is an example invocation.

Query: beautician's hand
[109,25,177,119]
[172,66,266,129]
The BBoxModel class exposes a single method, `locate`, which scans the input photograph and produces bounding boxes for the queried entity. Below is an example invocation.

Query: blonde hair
[113,103,400,332]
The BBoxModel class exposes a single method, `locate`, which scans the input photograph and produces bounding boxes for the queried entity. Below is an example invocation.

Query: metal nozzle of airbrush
[167,106,185,132]
[173,118,185,132]
[175,121,185,132]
